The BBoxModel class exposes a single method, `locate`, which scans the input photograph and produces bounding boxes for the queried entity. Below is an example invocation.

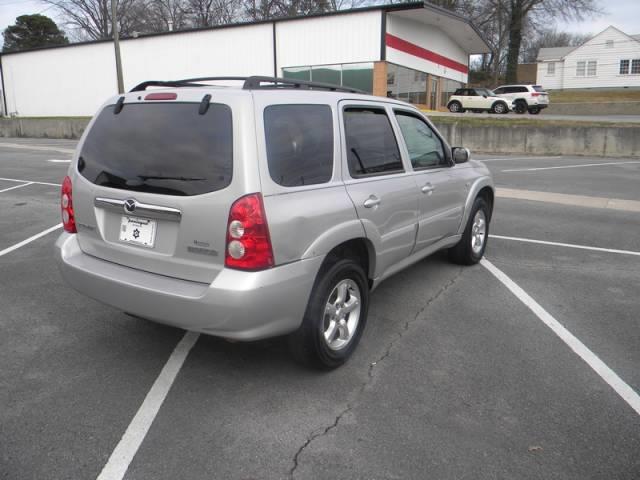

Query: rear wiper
[137,175,206,181]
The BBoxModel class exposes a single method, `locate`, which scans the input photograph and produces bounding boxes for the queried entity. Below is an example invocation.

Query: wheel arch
[457,177,495,235]
[321,238,376,288]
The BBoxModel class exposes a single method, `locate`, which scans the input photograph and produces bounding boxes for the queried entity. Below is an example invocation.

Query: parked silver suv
[56,76,494,369]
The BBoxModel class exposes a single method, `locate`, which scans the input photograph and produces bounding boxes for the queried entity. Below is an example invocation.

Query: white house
[537,26,640,90]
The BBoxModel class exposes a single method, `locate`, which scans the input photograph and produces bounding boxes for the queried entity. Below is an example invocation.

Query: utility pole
[111,0,124,94]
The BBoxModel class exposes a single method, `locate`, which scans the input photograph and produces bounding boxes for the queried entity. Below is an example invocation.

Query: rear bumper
[55,233,323,340]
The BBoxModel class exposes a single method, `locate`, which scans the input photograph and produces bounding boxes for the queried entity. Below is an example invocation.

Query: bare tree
[186,0,241,27]
[504,0,601,83]
[145,0,189,32]
[520,28,591,63]
[43,0,147,40]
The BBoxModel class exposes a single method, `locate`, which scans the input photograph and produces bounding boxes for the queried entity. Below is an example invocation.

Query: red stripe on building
[385,33,468,74]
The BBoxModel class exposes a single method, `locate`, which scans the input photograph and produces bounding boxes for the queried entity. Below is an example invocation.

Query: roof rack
[242,76,366,94]
[129,76,367,94]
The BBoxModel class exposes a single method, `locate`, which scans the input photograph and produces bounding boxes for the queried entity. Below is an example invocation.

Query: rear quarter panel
[253,92,364,265]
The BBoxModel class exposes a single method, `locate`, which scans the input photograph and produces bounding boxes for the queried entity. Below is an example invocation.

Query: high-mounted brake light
[61,175,77,233]
[144,92,177,101]
[225,193,274,271]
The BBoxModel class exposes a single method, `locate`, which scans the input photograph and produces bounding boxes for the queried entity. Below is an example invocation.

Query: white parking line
[502,160,640,172]
[96,331,200,480]
[0,224,62,258]
[481,258,640,416]
[490,235,640,257]
[0,142,75,154]
[0,182,33,194]
[0,177,61,187]
[479,156,562,162]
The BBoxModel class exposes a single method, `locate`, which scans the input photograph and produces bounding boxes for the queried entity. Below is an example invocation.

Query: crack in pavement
[288,267,464,479]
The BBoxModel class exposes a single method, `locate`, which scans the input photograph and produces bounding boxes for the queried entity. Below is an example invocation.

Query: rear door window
[78,102,232,196]
[264,104,333,187]
[344,107,403,177]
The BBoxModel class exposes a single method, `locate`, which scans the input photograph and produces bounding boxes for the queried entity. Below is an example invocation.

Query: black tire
[448,197,490,265]
[492,102,508,114]
[514,100,527,114]
[448,101,463,113]
[288,258,369,369]
[529,107,541,115]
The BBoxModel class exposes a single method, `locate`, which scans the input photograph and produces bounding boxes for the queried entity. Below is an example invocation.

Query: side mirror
[483,94,487,98]
[452,147,470,164]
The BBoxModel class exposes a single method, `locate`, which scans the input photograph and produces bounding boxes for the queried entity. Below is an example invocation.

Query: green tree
[2,14,69,52]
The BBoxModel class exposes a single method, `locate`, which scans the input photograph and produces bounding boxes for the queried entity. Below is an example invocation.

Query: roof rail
[130,76,367,95]
[129,80,201,92]
[242,76,367,94]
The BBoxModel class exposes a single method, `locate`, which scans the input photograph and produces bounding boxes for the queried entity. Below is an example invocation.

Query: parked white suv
[55,76,494,369]
[492,84,549,114]
[446,88,510,114]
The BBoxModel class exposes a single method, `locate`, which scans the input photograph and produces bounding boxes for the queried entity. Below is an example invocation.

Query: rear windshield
[533,85,546,93]
[78,102,232,196]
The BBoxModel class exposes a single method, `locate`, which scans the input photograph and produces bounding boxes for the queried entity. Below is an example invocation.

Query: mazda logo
[124,199,136,213]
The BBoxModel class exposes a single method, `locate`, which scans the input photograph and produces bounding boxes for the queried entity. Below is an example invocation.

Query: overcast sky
[1,0,639,48]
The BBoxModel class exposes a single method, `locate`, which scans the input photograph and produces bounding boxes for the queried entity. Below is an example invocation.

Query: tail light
[61,175,77,233]
[225,193,274,271]
[531,92,541,97]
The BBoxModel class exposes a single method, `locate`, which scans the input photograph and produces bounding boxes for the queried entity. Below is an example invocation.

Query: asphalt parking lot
[1,139,638,480]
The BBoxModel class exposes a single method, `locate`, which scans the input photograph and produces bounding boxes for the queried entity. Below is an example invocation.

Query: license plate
[119,216,157,248]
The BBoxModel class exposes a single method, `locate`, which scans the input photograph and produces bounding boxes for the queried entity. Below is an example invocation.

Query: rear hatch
[533,85,549,104]
[72,93,248,284]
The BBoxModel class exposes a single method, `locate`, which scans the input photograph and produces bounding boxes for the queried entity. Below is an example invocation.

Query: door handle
[421,183,435,194]
[363,195,381,208]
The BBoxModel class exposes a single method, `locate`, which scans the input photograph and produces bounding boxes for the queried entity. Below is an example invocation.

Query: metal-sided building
[0,1,489,117]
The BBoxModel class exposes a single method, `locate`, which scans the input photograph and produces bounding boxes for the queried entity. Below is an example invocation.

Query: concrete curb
[0,118,90,139]
[431,121,640,157]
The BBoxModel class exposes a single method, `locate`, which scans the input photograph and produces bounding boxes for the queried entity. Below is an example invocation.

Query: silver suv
[492,84,549,114]
[55,76,494,369]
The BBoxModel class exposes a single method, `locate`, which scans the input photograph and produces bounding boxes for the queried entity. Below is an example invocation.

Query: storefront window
[386,63,427,105]
[440,79,463,107]
[282,66,310,81]
[282,63,373,93]
[342,63,373,93]
[311,65,341,85]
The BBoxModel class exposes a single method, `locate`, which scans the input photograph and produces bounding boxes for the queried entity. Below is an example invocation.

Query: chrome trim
[94,197,182,221]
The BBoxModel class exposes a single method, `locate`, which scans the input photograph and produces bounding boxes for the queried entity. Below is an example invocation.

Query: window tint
[264,104,333,187]
[78,102,232,196]
[533,85,546,93]
[467,89,478,96]
[517,87,529,93]
[344,108,403,177]
[493,87,504,94]
[395,111,445,169]
[454,89,465,95]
